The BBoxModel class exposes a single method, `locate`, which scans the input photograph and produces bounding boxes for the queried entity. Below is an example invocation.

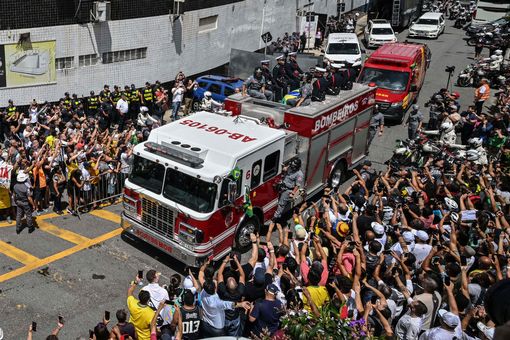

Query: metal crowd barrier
[72,172,127,215]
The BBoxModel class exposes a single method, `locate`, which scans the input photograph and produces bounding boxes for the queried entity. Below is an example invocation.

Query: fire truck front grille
[141,198,175,237]
[377,102,391,111]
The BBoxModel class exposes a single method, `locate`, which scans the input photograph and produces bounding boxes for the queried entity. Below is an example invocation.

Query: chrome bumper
[121,212,211,267]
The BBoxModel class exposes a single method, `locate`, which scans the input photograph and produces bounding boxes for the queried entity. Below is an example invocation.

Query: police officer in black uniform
[312,67,329,101]
[285,52,303,90]
[99,85,112,104]
[87,91,99,117]
[130,84,141,120]
[142,82,154,113]
[272,55,289,98]
[112,85,122,106]
[261,60,281,102]
[63,92,72,110]
[71,93,81,111]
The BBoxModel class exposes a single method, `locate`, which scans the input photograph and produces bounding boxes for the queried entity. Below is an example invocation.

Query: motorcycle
[455,13,467,28]
[450,6,460,20]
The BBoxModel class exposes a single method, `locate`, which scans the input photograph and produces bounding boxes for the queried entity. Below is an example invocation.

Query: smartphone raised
[32,321,37,332]
[165,300,175,305]
[104,310,110,321]
[444,276,451,286]
[460,255,467,266]
[89,329,94,338]
[287,231,293,239]
[370,294,378,304]
[58,315,64,324]
[138,270,143,279]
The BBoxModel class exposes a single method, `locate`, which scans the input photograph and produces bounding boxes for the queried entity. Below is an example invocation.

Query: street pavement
[0,20,490,339]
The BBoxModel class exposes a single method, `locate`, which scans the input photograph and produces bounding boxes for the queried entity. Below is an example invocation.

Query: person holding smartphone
[127,273,156,340]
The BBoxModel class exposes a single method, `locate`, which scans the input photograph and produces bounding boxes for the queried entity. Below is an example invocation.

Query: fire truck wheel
[329,162,346,189]
[234,216,260,252]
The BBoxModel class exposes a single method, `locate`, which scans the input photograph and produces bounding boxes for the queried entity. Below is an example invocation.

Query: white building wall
[0,0,337,105]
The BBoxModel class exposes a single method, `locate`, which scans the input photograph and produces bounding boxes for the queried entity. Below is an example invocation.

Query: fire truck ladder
[392,0,400,27]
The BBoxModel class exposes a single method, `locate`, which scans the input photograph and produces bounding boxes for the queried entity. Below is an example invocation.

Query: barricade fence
[72,171,128,214]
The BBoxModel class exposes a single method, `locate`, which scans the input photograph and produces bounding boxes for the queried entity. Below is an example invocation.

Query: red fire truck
[121,83,376,266]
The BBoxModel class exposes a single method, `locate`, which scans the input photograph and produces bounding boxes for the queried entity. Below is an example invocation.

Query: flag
[243,190,253,217]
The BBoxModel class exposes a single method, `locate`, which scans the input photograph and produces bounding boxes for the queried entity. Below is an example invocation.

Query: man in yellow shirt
[127,274,155,340]
[301,269,329,313]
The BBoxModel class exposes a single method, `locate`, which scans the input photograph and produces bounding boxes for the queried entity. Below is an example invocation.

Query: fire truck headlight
[213,176,222,184]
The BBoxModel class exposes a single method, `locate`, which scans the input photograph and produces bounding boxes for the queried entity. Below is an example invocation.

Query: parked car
[364,19,398,48]
[193,75,244,111]
[323,33,364,67]
[408,12,446,39]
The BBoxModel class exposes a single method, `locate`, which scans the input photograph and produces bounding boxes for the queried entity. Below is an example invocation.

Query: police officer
[273,55,289,97]
[87,91,99,117]
[112,85,122,106]
[285,52,303,90]
[130,84,141,119]
[405,104,424,140]
[13,171,36,234]
[242,67,274,101]
[311,67,328,102]
[6,99,19,122]
[63,92,72,110]
[368,105,384,146]
[261,60,282,102]
[142,82,154,113]
[287,73,313,107]
[274,158,304,221]
[71,93,81,110]
[99,84,112,104]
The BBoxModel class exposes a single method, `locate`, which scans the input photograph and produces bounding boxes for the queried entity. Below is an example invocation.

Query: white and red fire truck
[121,83,376,266]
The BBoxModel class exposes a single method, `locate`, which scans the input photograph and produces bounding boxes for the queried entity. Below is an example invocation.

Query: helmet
[444,197,459,211]
[412,104,419,111]
[486,32,493,37]
[434,94,443,101]
[440,120,454,133]
[204,91,212,98]
[466,149,480,161]
[451,91,460,99]
[495,49,503,55]
[491,55,498,61]
[468,137,483,148]
[290,158,302,171]
[140,106,149,113]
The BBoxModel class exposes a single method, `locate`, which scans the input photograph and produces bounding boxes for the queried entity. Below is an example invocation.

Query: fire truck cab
[121,83,376,267]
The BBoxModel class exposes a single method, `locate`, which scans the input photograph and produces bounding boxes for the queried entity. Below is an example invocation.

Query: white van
[323,33,363,67]
[471,0,510,27]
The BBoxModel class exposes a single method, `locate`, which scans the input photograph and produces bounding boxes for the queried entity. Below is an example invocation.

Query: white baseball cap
[438,309,459,328]
[412,229,429,242]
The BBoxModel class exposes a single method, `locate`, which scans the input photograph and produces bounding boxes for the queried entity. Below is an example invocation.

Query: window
[102,47,147,64]
[55,57,74,70]
[79,54,99,67]
[197,81,208,88]
[224,86,236,97]
[129,156,165,194]
[251,160,262,188]
[263,151,280,181]
[208,83,222,95]
[198,15,218,33]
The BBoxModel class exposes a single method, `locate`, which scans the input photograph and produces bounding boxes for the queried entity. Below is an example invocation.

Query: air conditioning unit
[91,1,111,22]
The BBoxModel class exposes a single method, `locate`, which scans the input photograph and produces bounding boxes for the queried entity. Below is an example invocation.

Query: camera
[445,66,455,73]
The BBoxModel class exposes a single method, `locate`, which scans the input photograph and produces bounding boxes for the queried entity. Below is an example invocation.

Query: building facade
[0,0,338,105]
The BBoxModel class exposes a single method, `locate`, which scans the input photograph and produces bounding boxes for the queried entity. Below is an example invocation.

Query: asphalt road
[0,20,489,339]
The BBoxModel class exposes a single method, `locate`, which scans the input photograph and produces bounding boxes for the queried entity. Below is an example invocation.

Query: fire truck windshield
[163,168,217,213]
[129,156,166,194]
[358,68,410,92]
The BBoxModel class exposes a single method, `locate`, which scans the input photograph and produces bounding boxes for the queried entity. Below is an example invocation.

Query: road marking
[37,220,91,245]
[0,212,65,228]
[89,210,121,224]
[0,239,41,265]
[0,228,123,283]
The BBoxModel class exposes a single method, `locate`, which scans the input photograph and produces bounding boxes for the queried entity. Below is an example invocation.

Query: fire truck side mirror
[227,181,238,204]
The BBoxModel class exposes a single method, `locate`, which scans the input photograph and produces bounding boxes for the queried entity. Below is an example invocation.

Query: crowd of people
[0,77,194,232]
